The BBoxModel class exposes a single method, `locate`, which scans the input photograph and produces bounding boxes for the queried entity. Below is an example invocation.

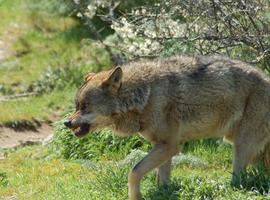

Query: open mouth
[72,123,90,137]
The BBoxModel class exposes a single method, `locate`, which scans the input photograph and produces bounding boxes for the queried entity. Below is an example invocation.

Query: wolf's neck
[112,111,141,136]
[110,85,150,136]
[115,85,150,114]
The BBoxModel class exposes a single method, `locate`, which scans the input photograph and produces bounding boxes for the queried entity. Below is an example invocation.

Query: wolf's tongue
[74,123,90,137]
[74,127,82,136]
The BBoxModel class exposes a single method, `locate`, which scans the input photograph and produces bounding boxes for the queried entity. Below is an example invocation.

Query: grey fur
[68,55,270,200]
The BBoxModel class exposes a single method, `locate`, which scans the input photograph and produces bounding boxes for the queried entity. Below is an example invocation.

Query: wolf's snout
[64,120,72,128]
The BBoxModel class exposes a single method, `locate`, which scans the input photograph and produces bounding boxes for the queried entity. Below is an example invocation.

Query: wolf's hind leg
[231,91,270,185]
[156,158,172,186]
[232,132,259,185]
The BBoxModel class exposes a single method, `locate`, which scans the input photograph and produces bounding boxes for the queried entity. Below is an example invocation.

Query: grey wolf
[64,55,270,200]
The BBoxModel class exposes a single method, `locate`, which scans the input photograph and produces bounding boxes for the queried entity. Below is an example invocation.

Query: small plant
[172,153,208,169]
[0,85,15,95]
[0,172,9,187]
[89,163,130,200]
[120,149,208,169]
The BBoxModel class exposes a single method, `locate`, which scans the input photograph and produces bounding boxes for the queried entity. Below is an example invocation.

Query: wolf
[64,55,270,200]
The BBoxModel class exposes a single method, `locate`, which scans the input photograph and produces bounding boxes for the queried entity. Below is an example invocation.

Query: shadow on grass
[146,168,270,199]
[232,167,270,195]
[2,119,41,131]
[146,180,181,200]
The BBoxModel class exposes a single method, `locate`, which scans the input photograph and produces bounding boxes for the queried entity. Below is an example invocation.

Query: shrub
[49,118,150,160]
[27,66,87,94]
[76,0,270,69]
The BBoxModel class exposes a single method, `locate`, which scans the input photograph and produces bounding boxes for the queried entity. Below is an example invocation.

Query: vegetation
[2,140,270,199]
[0,0,111,126]
[77,0,270,68]
[50,119,150,161]
[0,0,270,199]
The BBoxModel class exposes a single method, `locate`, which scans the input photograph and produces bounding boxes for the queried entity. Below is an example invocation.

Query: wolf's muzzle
[64,120,72,128]
[64,119,90,137]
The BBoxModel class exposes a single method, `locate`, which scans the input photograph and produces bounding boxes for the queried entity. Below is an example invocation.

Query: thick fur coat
[65,55,270,200]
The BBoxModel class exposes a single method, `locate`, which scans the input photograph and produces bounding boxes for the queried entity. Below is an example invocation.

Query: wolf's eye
[80,103,86,110]
[80,102,90,112]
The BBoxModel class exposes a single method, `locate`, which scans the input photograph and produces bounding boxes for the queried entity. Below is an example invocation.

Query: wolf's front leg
[156,158,172,186]
[128,144,178,200]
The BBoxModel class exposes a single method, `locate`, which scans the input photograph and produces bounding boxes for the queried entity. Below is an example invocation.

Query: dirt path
[0,124,53,148]
[0,28,55,149]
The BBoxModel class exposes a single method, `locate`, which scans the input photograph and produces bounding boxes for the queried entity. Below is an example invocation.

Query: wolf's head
[64,67,123,137]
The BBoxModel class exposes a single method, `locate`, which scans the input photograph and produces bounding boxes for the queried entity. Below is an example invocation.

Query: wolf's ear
[84,72,95,82]
[102,67,123,95]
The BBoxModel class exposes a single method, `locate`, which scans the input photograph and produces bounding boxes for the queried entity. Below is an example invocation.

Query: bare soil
[0,124,53,148]
[0,23,55,150]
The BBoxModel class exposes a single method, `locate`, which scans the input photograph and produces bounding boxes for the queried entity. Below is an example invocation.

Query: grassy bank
[0,141,269,199]
[0,0,110,127]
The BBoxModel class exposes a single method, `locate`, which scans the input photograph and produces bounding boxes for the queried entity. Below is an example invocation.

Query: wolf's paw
[231,174,245,188]
[129,190,142,200]
[129,194,142,200]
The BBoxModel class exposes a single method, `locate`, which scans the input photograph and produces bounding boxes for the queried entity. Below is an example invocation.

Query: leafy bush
[27,0,75,16]
[27,66,87,94]
[76,0,270,69]
[49,119,150,160]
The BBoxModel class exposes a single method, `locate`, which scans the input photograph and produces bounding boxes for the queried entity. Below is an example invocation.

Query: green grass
[0,0,111,125]
[50,120,150,161]
[0,27,106,87]
[0,88,76,126]
[0,141,269,200]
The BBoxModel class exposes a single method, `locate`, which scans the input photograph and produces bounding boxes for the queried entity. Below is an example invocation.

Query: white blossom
[77,12,83,18]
